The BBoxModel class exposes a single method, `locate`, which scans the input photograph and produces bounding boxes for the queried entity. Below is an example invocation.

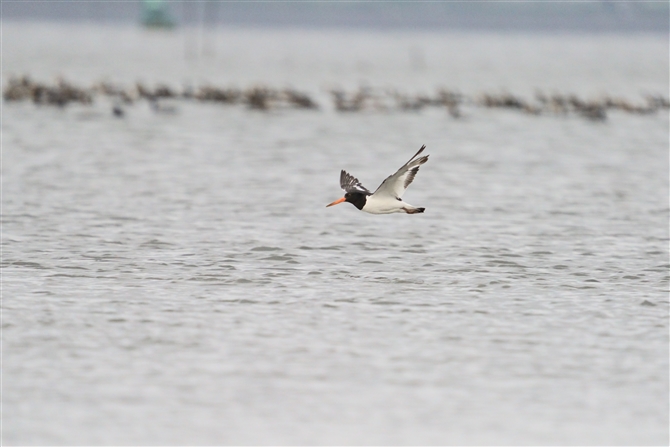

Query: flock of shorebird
[4,75,669,121]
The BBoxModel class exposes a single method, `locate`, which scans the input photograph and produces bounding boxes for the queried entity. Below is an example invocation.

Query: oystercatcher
[326,145,429,214]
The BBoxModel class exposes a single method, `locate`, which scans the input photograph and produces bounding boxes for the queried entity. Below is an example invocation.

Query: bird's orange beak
[326,197,346,207]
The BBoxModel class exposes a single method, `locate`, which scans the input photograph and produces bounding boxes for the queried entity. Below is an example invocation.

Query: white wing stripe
[372,145,429,199]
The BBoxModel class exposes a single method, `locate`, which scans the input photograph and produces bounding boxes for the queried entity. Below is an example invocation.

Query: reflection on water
[2,23,669,445]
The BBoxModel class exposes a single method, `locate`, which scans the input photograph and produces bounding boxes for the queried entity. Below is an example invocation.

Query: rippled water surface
[3,23,669,445]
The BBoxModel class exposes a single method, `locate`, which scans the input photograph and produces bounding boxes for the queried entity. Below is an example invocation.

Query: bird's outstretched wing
[340,170,371,194]
[373,145,429,199]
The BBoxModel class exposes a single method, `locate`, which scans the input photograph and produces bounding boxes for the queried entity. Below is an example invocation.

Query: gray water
[2,23,669,445]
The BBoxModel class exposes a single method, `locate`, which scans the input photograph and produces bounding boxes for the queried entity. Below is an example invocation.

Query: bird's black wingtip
[405,145,428,165]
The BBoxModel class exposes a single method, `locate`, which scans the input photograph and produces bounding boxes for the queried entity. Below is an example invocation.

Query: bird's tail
[403,207,425,214]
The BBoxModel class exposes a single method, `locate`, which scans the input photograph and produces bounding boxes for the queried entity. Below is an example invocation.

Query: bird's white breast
[362,195,407,214]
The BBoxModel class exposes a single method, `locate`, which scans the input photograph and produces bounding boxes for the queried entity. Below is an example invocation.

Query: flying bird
[326,145,429,214]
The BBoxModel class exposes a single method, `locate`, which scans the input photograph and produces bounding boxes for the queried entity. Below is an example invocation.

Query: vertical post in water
[203,1,219,57]
[183,1,197,61]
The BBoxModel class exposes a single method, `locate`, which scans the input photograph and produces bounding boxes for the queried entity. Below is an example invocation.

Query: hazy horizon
[3,1,668,33]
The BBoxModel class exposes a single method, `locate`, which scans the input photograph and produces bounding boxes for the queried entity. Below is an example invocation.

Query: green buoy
[141,0,176,29]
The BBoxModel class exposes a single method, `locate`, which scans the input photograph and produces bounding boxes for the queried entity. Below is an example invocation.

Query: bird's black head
[344,192,368,210]
[326,191,368,210]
